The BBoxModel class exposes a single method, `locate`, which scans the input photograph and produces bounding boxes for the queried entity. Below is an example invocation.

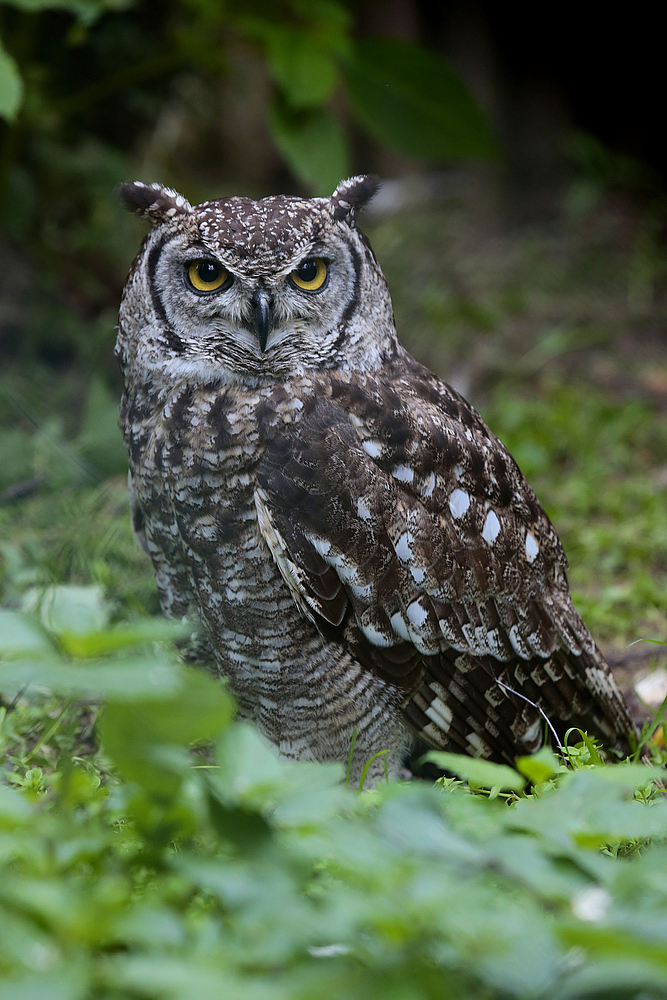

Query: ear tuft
[330,175,380,225]
[117,182,192,224]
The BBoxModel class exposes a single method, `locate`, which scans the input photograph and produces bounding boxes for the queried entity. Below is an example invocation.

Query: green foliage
[2,584,667,998]
[344,38,498,162]
[484,381,667,639]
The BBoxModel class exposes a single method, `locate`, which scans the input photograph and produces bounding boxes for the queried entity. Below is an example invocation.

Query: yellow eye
[187,259,230,292]
[290,257,328,291]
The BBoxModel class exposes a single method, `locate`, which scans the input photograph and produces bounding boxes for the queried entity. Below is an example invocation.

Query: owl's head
[116,177,397,383]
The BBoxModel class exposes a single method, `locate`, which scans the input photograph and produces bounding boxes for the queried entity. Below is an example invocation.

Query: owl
[116,175,635,785]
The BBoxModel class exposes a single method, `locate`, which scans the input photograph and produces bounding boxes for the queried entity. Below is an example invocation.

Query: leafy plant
[2,585,667,998]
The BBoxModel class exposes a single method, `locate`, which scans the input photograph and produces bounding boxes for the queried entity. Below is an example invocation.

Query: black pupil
[198,261,220,283]
[297,260,318,283]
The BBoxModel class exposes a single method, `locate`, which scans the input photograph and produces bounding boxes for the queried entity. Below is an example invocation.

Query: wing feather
[254,357,634,760]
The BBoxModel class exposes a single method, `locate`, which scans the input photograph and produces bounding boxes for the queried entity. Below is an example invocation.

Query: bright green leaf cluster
[2,585,667,998]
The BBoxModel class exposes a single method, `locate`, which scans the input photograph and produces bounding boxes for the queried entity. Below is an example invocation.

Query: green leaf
[0,36,23,122]
[264,26,339,109]
[344,38,499,162]
[57,617,192,658]
[516,747,561,784]
[99,668,233,795]
[0,610,52,659]
[0,653,182,700]
[424,751,527,792]
[268,101,349,195]
[0,782,33,825]
[22,585,110,636]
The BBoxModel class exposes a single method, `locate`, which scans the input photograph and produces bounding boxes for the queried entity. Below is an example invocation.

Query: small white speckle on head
[406,599,428,628]
[356,496,372,521]
[482,510,501,545]
[449,488,470,519]
[392,464,414,483]
[362,439,383,459]
[395,531,414,562]
[525,532,539,563]
[410,566,425,584]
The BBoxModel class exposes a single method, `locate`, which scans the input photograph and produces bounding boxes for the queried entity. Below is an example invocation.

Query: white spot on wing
[410,566,425,584]
[466,732,488,756]
[356,496,372,521]
[525,532,539,563]
[395,532,414,562]
[421,472,435,498]
[392,464,414,483]
[449,488,470,519]
[390,612,411,642]
[362,439,383,459]
[310,536,331,557]
[482,510,501,545]
[406,599,428,628]
[361,621,393,647]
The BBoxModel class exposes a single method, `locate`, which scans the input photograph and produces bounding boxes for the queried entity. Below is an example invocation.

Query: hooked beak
[252,288,272,352]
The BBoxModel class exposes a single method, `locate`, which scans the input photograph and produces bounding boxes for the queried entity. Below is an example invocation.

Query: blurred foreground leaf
[344,38,499,162]
[268,101,349,194]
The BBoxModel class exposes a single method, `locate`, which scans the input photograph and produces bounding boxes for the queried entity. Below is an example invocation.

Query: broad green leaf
[0,36,23,122]
[22,585,110,636]
[0,969,89,1000]
[58,617,192,658]
[0,610,52,658]
[0,653,181,700]
[264,26,339,108]
[344,38,499,162]
[268,101,349,195]
[105,954,277,1000]
[507,768,667,847]
[0,782,33,824]
[376,788,482,862]
[516,747,561,783]
[99,667,233,795]
[424,751,527,792]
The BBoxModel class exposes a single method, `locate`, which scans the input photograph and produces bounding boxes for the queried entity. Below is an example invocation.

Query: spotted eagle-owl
[116,175,635,785]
